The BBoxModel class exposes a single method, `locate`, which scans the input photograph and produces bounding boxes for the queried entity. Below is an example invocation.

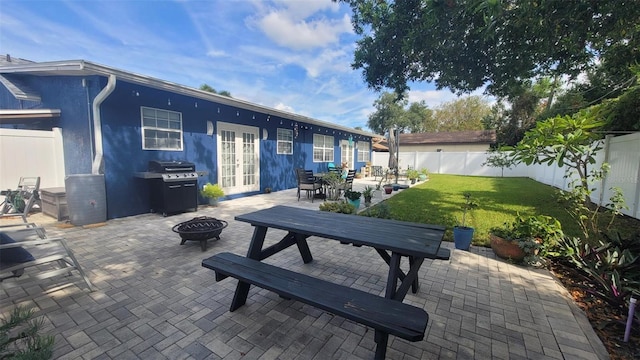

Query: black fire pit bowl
[172,216,228,251]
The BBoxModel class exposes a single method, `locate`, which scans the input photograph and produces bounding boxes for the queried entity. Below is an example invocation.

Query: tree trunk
[388,128,397,171]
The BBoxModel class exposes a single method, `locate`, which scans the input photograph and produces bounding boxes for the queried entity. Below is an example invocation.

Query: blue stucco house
[0,56,374,220]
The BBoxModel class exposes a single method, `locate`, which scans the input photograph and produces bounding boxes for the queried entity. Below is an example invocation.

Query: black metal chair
[335,169,356,197]
[295,169,322,202]
[372,166,384,182]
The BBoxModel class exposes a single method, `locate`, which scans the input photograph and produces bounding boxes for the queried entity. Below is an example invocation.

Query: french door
[340,140,354,169]
[217,122,260,195]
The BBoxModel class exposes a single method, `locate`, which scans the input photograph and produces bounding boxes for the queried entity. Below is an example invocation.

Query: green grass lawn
[382,174,583,246]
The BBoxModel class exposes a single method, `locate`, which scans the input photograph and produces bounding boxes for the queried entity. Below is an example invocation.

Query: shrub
[360,202,391,219]
[319,201,355,214]
[201,183,224,199]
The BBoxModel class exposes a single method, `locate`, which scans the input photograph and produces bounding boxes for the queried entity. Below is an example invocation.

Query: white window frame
[277,128,293,155]
[357,141,370,162]
[141,107,183,151]
[313,134,334,162]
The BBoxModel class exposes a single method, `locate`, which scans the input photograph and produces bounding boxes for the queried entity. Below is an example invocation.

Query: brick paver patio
[1,178,608,359]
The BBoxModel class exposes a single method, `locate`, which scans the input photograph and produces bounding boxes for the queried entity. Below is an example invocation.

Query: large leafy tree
[432,95,490,131]
[367,93,408,169]
[406,101,435,133]
[340,0,640,98]
[367,92,408,134]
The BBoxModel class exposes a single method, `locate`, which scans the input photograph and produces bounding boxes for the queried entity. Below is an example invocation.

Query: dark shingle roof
[399,130,496,145]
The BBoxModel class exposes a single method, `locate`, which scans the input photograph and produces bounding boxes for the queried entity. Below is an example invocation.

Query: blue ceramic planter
[453,226,474,250]
[347,198,361,210]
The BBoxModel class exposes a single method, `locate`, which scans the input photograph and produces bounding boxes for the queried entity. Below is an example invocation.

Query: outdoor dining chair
[335,169,356,197]
[295,168,322,202]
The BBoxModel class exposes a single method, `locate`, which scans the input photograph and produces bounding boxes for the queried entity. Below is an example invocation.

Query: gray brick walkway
[1,178,609,359]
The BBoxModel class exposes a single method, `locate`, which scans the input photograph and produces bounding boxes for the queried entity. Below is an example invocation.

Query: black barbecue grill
[145,160,199,216]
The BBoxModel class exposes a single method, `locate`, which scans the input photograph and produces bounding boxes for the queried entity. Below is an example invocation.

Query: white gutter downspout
[91,74,116,174]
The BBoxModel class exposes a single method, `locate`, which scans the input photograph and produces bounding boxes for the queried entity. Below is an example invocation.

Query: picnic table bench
[202,205,448,359]
[203,252,429,357]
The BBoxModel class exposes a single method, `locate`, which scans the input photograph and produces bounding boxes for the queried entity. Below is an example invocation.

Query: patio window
[141,107,183,151]
[277,128,293,155]
[313,134,334,162]
[357,141,370,162]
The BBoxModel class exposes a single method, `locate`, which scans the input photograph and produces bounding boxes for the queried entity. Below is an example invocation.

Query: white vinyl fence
[0,128,66,191]
[372,132,640,220]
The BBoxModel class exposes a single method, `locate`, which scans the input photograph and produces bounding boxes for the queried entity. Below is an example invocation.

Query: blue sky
[0,0,475,132]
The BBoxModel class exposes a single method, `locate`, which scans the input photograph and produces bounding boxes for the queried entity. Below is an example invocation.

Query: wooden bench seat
[202,252,429,359]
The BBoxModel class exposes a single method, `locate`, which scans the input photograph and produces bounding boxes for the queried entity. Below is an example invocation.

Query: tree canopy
[199,84,232,97]
[367,92,409,135]
[432,95,490,131]
[340,0,640,98]
[367,93,487,135]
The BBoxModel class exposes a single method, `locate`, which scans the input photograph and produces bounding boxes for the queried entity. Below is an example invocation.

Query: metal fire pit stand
[172,216,228,251]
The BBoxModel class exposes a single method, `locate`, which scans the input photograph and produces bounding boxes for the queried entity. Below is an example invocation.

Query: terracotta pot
[383,187,393,194]
[490,234,526,262]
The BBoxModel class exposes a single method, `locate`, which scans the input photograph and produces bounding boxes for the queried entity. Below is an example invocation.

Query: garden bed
[550,260,639,360]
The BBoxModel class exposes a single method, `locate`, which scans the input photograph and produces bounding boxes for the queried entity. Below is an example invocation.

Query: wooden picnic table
[232,205,448,302]
[202,205,449,359]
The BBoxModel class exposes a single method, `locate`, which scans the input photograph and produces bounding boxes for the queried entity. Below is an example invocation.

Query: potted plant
[406,169,419,184]
[418,168,429,181]
[383,184,393,194]
[453,192,478,250]
[490,214,564,264]
[362,186,375,206]
[322,171,344,201]
[344,189,362,210]
[201,182,224,206]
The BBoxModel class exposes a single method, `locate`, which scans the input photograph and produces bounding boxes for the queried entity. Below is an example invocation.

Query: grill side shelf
[134,172,164,179]
[134,171,208,179]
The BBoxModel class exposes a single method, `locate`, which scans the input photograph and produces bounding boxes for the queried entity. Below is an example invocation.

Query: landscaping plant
[457,192,478,229]
[0,306,54,359]
[491,214,564,265]
[556,164,629,240]
[482,146,517,177]
[360,202,391,219]
[512,110,606,207]
[319,201,355,214]
[201,183,224,199]
[344,189,362,201]
[556,232,640,309]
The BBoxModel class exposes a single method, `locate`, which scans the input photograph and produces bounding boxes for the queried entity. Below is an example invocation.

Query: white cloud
[274,102,295,113]
[248,1,353,51]
[407,89,458,108]
[271,0,341,18]
[257,12,352,50]
[206,49,227,58]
